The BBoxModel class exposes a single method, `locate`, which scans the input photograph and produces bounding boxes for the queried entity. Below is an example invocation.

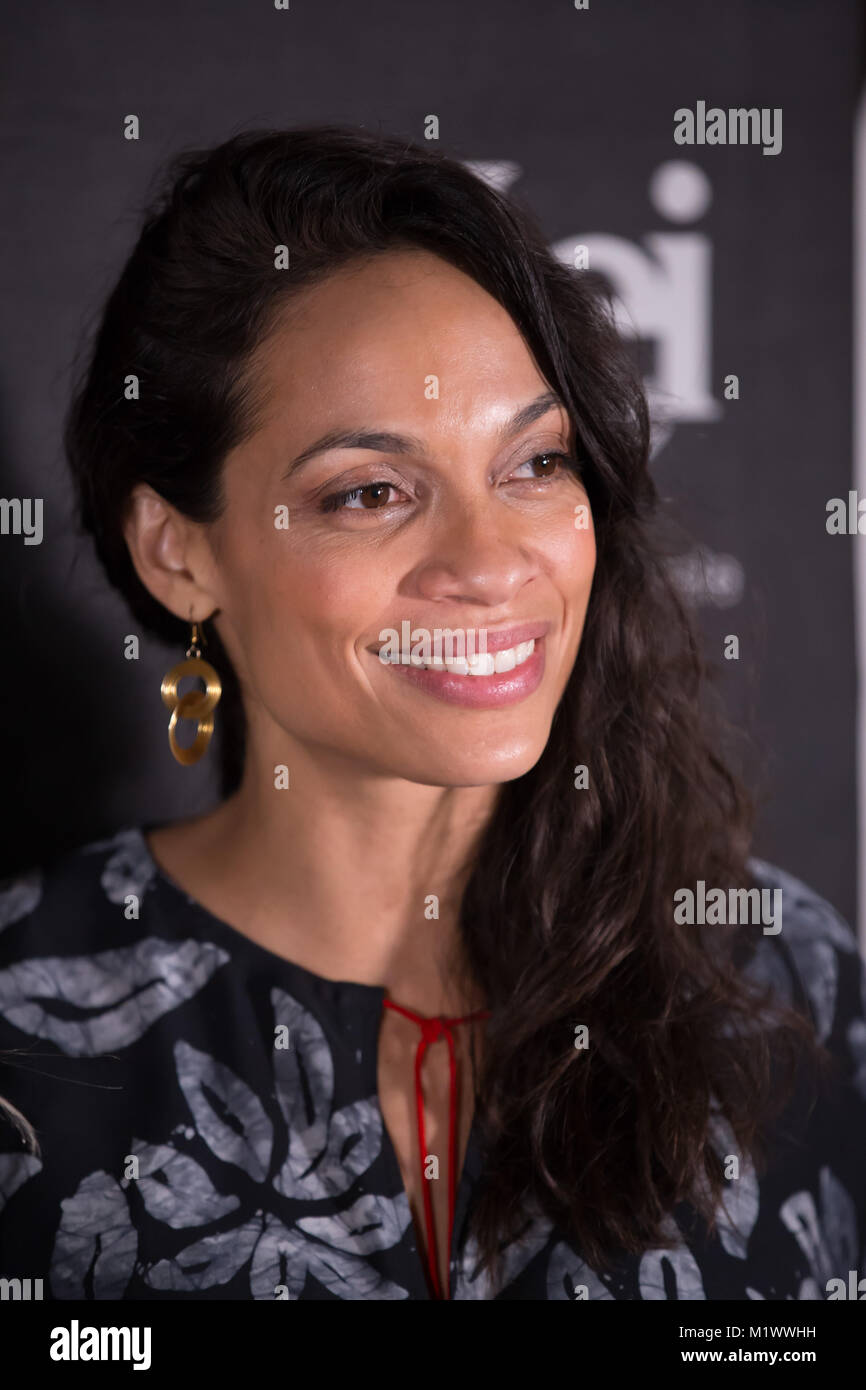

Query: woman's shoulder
[0,826,232,1063]
[0,826,160,955]
[746,856,859,953]
[742,857,866,1071]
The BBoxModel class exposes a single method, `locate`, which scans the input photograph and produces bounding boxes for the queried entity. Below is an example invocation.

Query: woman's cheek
[535,515,596,588]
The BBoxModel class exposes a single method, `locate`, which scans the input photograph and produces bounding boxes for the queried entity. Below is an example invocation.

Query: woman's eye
[318,453,579,515]
[319,481,401,513]
[512,451,575,480]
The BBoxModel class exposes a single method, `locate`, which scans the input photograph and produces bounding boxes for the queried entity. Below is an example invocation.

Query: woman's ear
[122,483,219,622]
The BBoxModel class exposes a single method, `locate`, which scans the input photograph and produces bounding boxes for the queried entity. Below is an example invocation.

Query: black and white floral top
[0,827,864,1301]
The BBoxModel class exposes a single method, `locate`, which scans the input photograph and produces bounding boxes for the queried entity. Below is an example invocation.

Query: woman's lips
[374,637,546,708]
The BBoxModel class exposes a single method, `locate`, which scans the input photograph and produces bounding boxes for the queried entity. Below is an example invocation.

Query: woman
[0,125,864,1301]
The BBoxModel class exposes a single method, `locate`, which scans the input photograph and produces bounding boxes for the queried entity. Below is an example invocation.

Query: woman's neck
[148,735,499,1016]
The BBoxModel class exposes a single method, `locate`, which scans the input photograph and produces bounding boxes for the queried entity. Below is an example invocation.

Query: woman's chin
[386,741,547,788]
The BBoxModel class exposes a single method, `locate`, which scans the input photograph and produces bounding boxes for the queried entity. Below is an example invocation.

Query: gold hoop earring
[160,620,222,766]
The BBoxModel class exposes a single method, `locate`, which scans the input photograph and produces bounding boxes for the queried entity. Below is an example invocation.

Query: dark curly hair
[60,123,830,1291]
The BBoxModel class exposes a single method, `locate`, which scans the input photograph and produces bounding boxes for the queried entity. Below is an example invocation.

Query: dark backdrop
[0,0,861,928]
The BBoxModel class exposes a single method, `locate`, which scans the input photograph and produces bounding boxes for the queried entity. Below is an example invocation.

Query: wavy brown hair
[60,124,830,1291]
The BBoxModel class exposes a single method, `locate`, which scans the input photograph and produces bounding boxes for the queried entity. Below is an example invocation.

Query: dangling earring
[160,619,222,766]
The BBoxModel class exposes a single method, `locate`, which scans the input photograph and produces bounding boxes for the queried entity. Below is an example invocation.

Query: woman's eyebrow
[280,390,564,480]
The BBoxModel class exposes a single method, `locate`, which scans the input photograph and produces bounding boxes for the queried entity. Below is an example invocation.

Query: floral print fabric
[0,828,864,1300]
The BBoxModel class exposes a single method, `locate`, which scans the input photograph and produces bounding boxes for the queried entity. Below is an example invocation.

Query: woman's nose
[410,501,540,606]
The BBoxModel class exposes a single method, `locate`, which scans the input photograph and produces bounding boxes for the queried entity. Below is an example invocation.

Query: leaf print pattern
[779,1191,828,1285]
[51,1171,138,1299]
[297,1192,413,1256]
[797,1277,824,1300]
[816,1165,860,1276]
[145,1215,263,1293]
[749,858,857,1044]
[139,995,412,1295]
[779,1166,859,1294]
[714,1166,760,1261]
[39,986,412,1299]
[175,1040,273,1183]
[271,988,384,1200]
[1,832,863,1300]
[246,1214,309,1298]
[131,1140,241,1228]
[135,991,411,1296]
[638,1218,707,1299]
[453,1210,555,1300]
[790,938,838,1043]
[704,1111,760,1261]
[546,1241,616,1300]
[740,935,795,1010]
[0,871,42,932]
[0,937,230,1056]
[748,859,858,957]
[0,1152,41,1213]
[847,960,866,1100]
[86,826,158,906]
[251,1209,411,1300]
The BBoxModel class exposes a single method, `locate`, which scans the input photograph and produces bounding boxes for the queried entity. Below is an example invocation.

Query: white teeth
[466,652,495,676]
[380,638,536,674]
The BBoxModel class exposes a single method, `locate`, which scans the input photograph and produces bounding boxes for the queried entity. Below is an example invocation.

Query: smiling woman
[0,125,864,1302]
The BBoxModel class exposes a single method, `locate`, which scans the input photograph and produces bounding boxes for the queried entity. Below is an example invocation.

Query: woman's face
[195,247,596,786]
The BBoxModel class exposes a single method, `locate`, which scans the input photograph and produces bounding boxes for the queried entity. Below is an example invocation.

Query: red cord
[382,997,491,1299]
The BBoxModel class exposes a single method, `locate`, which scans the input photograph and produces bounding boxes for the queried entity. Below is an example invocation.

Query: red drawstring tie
[382,997,491,1300]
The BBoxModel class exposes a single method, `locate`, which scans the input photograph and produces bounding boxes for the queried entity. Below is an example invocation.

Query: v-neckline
[135,822,490,1300]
